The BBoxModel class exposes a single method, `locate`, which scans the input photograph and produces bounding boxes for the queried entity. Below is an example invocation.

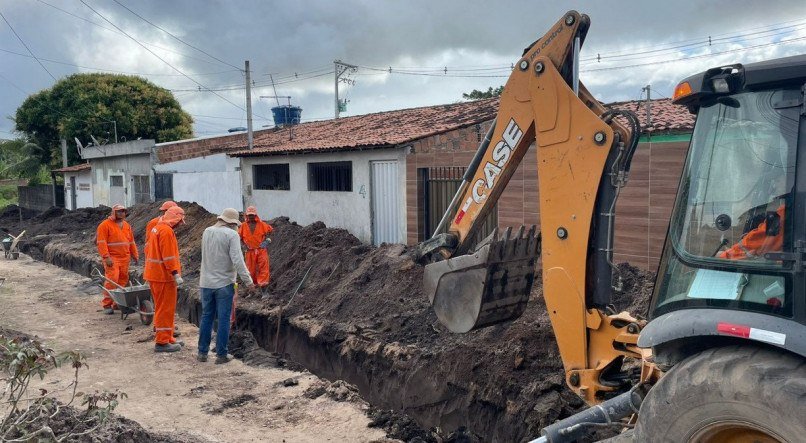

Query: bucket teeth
[425,225,542,333]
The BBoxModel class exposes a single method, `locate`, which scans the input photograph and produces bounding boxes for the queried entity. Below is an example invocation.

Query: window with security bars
[254,164,290,190]
[132,175,151,204]
[308,161,352,192]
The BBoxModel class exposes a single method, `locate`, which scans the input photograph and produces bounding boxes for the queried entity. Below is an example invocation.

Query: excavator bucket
[425,226,541,333]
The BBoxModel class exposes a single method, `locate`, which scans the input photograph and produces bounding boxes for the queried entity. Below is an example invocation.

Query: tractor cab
[641,54,806,361]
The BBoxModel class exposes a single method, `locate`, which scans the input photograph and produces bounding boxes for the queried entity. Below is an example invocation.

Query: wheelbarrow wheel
[139,299,154,326]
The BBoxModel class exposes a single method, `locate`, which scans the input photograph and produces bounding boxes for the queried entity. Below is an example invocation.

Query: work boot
[103,308,114,315]
[170,340,185,347]
[215,354,234,365]
[196,353,208,362]
[154,343,182,353]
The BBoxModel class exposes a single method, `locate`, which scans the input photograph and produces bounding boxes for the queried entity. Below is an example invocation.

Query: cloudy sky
[1,0,805,141]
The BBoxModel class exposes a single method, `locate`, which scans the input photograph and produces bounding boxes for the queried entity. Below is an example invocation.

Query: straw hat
[218,208,241,226]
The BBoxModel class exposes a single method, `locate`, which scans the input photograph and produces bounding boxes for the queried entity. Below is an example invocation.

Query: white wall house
[238,148,408,245]
[80,139,156,208]
[152,152,242,214]
[53,163,93,210]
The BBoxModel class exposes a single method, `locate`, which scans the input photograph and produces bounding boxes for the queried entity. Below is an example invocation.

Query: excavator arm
[421,11,656,406]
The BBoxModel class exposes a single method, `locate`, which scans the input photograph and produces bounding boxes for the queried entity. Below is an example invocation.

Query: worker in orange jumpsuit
[718,204,785,260]
[144,206,185,353]
[96,204,138,315]
[145,201,177,247]
[238,206,273,288]
[145,200,181,337]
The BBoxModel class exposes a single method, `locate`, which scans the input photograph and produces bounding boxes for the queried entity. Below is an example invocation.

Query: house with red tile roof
[52,163,91,210]
[152,96,694,268]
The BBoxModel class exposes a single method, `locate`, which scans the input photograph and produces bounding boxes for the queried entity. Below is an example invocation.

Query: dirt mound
[3,401,189,442]
[0,204,39,222]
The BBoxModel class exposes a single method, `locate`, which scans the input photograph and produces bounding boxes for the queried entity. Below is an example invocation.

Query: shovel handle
[91,267,126,291]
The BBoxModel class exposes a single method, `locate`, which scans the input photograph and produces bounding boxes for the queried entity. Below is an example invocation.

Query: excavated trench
[2,203,655,442]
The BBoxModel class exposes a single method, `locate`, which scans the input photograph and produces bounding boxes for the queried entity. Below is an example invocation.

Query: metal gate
[109,175,125,206]
[132,175,151,204]
[370,160,401,245]
[154,173,173,199]
[420,166,498,243]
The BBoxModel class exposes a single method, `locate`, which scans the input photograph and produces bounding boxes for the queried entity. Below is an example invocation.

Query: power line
[34,0,235,68]
[169,70,335,92]
[78,0,262,118]
[582,21,806,64]
[0,9,57,81]
[0,47,240,77]
[582,35,806,73]
[110,0,241,71]
[581,17,806,62]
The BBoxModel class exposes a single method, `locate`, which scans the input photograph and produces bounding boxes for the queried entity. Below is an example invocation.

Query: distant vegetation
[462,86,504,100]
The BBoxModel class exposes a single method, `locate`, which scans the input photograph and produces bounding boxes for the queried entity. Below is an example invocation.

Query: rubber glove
[259,238,271,249]
[174,274,184,286]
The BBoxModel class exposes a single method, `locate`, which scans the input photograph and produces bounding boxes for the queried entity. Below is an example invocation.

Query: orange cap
[109,204,127,217]
[245,206,258,216]
[162,206,186,227]
[159,201,177,211]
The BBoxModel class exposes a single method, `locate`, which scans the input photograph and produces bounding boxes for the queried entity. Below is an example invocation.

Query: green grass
[0,184,18,211]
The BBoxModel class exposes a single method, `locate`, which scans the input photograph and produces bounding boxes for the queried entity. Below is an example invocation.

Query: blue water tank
[271,105,302,126]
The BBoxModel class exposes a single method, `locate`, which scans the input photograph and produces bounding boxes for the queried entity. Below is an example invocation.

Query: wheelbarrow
[1,230,25,260]
[91,267,154,326]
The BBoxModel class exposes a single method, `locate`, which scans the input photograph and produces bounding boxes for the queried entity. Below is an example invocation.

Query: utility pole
[334,60,357,119]
[642,84,651,130]
[245,60,254,150]
[60,139,68,168]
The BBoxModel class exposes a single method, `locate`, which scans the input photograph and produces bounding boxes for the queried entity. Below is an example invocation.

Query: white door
[370,160,400,245]
[110,175,125,206]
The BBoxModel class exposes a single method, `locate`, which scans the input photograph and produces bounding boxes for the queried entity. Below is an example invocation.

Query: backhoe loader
[419,10,806,442]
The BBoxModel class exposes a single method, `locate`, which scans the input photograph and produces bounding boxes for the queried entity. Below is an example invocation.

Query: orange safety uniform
[145,201,177,248]
[145,216,160,247]
[96,206,138,309]
[144,207,184,345]
[719,204,785,260]
[238,209,273,287]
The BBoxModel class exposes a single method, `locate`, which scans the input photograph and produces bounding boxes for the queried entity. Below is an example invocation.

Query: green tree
[462,85,504,101]
[14,73,194,166]
[0,138,43,179]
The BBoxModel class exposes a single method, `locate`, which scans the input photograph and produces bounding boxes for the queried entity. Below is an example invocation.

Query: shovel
[274,265,314,354]
[424,226,541,333]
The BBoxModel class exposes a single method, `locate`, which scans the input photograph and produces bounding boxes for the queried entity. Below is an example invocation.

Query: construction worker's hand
[104,256,113,267]
[174,274,184,286]
[259,239,270,249]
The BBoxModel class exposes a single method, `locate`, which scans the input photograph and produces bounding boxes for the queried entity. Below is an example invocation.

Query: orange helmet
[159,201,177,211]
[245,206,258,216]
[162,206,186,227]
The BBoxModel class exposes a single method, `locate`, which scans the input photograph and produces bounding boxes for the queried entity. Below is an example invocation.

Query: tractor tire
[634,345,806,443]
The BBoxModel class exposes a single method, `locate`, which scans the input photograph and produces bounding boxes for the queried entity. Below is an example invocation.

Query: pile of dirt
[2,401,192,442]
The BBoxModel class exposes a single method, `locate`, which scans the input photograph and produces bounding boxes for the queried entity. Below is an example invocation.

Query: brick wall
[405,123,689,270]
[156,133,248,164]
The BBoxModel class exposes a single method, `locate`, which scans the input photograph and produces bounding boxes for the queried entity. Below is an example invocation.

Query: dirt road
[0,255,388,443]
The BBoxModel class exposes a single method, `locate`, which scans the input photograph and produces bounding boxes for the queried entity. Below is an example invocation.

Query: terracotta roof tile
[52,163,91,173]
[230,99,499,157]
[224,97,693,158]
[609,98,695,133]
